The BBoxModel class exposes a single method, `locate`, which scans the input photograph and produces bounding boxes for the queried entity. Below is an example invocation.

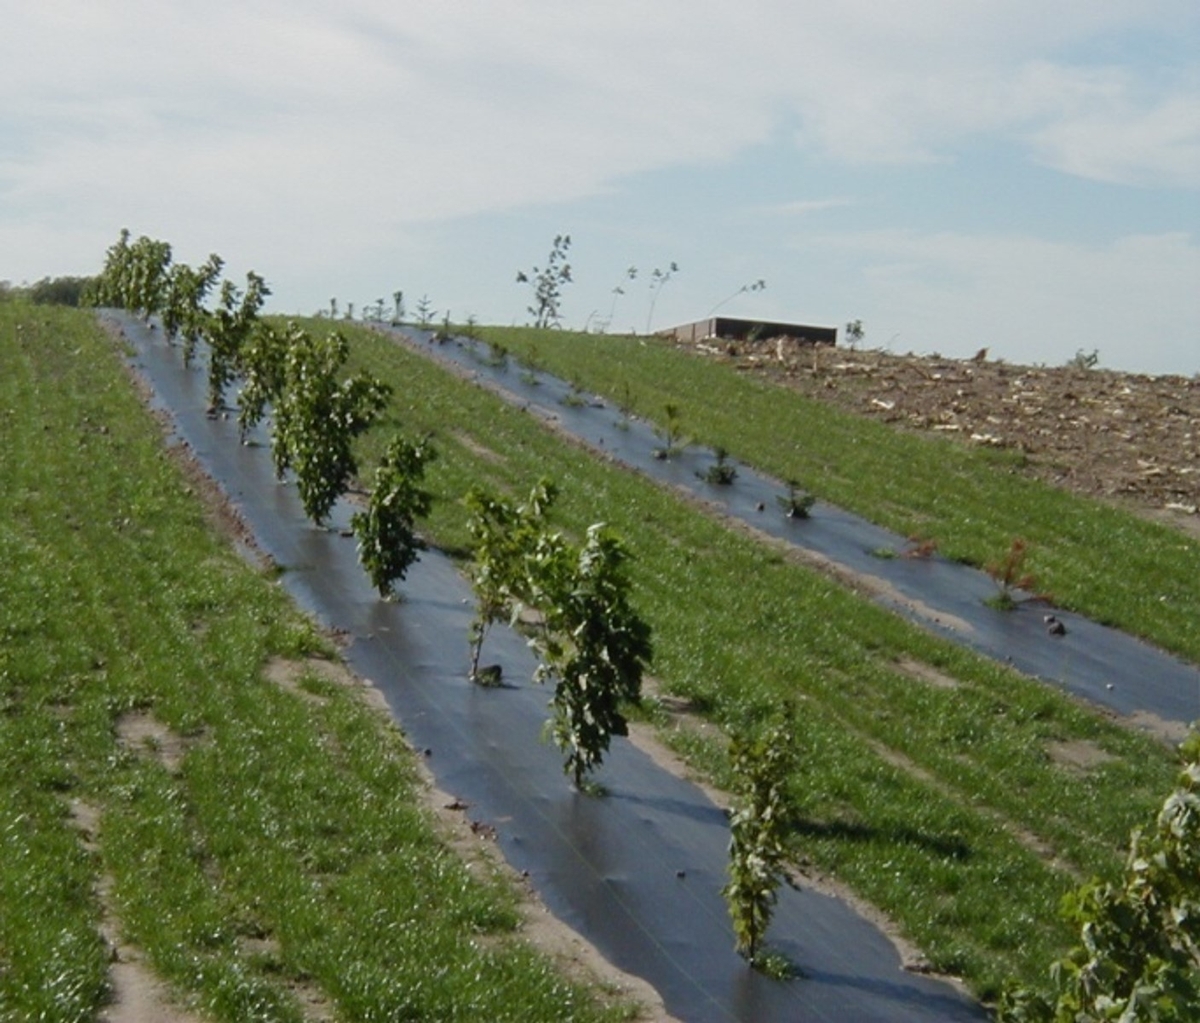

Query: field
[2,300,1196,1019]
[0,302,639,1022]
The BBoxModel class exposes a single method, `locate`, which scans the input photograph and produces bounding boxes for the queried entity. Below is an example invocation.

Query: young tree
[124,235,174,319]
[87,228,134,308]
[999,732,1200,1022]
[235,320,290,441]
[528,524,653,789]
[708,278,767,317]
[723,713,796,967]
[272,329,392,525]
[163,254,224,365]
[203,271,269,411]
[88,230,172,319]
[601,266,638,333]
[653,401,685,459]
[645,261,678,333]
[351,432,437,598]
[414,295,436,328]
[464,480,558,682]
[844,319,865,349]
[517,234,572,329]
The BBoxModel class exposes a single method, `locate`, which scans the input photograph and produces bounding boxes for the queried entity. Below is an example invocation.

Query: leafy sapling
[984,537,1038,610]
[352,433,437,598]
[653,402,684,459]
[723,711,797,972]
[699,446,738,485]
[997,732,1200,1022]
[271,328,392,526]
[414,295,435,328]
[777,478,815,518]
[236,320,289,442]
[844,319,864,349]
[530,524,653,790]
[517,234,573,329]
[162,254,223,364]
[464,481,558,684]
[204,271,270,412]
[707,278,766,317]
[645,261,678,333]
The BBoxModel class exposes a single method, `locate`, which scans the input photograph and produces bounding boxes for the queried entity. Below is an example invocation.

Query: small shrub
[777,479,815,518]
[699,447,738,486]
[653,402,684,459]
[985,537,1037,610]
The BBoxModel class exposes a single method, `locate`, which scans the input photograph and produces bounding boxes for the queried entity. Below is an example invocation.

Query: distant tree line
[0,275,96,307]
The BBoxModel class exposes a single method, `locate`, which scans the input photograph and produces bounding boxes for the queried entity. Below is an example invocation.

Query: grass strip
[470,325,1200,667]
[330,319,1182,1000]
[0,302,630,1023]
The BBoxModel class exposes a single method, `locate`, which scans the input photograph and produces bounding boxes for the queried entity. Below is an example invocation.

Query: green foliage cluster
[272,329,391,525]
[723,715,796,966]
[19,275,95,306]
[465,482,652,786]
[87,229,173,317]
[163,254,224,365]
[653,401,685,459]
[530,524,653,787]
[465,481,559,681]
[1000,734,1200,1021]
[205,272,271,409]
[352,433,437,597]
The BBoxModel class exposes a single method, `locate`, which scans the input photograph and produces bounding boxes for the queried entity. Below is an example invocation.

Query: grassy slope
[325,319,1185,1002]
[473,325,1200,667]
[0,303,629,1023]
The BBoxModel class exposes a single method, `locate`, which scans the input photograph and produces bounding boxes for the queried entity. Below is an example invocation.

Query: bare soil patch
[685,338,1200,536]
[115,711,188,774]
[1045,739,1117,774]
[451,428,508,465]
[893,657,962,690]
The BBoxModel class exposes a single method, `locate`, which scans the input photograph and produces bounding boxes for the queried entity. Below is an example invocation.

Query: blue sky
[2,1,1197,374]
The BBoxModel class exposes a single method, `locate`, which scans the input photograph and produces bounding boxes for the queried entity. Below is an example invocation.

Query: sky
[2,1,1198,375]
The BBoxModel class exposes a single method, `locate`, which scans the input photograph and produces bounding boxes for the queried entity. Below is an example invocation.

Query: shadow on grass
[792,817,972,861]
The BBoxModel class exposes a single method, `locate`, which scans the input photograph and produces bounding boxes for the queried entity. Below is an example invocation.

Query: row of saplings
[88,230,791,965]
[91,232,1200,1012]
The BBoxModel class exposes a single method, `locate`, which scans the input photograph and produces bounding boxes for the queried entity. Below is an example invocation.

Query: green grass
[323,318,1186,1001]
[0,302,632,1022]
[470,325,1200,667]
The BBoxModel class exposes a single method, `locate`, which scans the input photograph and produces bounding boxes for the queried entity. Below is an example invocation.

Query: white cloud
[812,228,1200,374]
